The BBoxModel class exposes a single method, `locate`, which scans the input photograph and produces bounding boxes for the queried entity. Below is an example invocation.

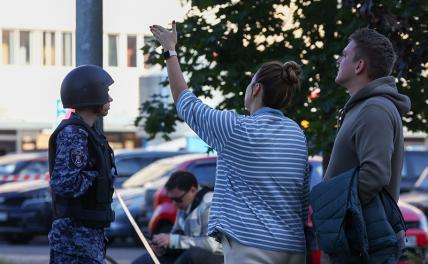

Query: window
[108,34,118,66]
[19,160,48,175]
[188,162,217,188]
[115,158,145,178]
[19,31,30,64]
[2,30,15,64]
[143,35,154,69]
[43,31,56,65]
[404,151,428,179]
[127,35,137,67]
[62,32,72,66]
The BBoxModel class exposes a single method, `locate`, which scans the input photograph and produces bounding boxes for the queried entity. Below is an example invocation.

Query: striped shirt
[177,90,309,253]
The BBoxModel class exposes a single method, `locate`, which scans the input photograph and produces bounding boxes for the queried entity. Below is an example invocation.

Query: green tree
[138,0,428,166]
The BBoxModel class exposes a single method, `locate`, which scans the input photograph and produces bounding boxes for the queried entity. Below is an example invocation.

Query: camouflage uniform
[48,114,106,264]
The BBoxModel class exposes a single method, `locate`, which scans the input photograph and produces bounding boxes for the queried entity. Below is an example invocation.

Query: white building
[0,0,192,153]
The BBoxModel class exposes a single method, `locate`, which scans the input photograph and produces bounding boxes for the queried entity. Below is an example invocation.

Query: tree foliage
[138,0,428,158]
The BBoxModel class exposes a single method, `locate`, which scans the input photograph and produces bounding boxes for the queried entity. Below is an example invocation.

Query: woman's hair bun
[282,61,301,84]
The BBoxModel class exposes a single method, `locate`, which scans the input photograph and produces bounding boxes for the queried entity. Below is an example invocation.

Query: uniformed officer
[48,65,116,264]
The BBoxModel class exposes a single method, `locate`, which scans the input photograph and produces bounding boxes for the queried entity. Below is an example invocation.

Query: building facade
[0,0,190,153]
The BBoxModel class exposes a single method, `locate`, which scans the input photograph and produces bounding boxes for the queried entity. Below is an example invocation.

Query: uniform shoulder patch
[70,148,88,168]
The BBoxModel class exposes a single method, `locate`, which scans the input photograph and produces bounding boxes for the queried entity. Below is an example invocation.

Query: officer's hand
[149,21,177,51]
[152,233,170,248]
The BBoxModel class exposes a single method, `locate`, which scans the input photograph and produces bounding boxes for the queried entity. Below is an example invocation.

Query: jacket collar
[252,107,284,117]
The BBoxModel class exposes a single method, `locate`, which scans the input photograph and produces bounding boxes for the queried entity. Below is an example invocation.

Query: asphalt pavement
[0,236,144,264]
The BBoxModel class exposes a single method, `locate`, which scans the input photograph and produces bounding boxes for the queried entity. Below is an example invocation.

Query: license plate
[405,235,417,247]
[0,212,7,221]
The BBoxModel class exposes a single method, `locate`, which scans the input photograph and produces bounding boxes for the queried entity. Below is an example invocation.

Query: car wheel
[4,234,34,244]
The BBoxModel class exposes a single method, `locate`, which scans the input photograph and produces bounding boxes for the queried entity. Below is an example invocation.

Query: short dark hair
[165,171,198,192]
[255,61,301,109]
[349,28,396,80]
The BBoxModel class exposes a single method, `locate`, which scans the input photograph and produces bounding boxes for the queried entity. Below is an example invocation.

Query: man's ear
[253,83,263,97]
[355,59,366,75]
[190,186,198,194]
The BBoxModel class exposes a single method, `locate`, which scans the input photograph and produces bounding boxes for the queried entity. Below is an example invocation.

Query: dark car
[0,149,188,244]
[0,152,49,184]
[400,148,428,193]
[0,180,51,244]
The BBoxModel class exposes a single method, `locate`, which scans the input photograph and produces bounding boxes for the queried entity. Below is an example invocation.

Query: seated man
[132,171,223,264]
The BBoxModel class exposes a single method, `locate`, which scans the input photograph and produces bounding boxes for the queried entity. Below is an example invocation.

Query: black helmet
[60,64,114,108]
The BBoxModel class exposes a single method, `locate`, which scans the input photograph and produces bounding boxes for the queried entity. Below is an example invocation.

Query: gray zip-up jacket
[169,191,222,254]
[324,76,411,204]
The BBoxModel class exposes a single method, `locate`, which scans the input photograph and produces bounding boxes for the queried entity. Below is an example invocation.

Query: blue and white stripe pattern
[177,89,309,253]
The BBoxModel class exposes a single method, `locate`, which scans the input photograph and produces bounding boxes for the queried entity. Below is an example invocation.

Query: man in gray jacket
[323,28,411,263]
[132,171,223,264]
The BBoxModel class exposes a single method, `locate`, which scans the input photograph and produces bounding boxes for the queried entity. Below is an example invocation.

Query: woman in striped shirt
[150,21,309,264]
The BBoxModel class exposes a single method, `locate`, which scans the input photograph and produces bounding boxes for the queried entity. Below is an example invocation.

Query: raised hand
[149,21,177,51]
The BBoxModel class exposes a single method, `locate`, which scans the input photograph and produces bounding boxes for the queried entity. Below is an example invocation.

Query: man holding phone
[132,171,223,264]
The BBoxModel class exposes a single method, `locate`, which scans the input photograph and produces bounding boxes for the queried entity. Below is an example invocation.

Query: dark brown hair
[349,28,396,80]
[254,61,301,109]
[165,171,198,192]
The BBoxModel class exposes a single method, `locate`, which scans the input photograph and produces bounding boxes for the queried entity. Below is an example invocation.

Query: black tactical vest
[48,115,116,229]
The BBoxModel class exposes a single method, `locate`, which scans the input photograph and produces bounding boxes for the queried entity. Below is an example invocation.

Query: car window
[188,162,217,188]
[123,159,184,188]
[415,167,428,190]
[0,163,16,174]
[19,160,48,175]
[115,158,152,178]
[403,151,428,179]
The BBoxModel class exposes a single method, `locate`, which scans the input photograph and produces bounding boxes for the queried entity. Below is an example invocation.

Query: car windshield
[414,167,428,191]
[122,154,206,188]
[402,151,428,178]
[0,152,48,176]
[0,163,16,175]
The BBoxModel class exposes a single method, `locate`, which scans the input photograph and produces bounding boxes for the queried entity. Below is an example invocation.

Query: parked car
[0,180,51,244]
[400,147,428,193]
[397,201,428,263]
[0,152,49,184]
[0,149,188,244]
[106,153,212,243]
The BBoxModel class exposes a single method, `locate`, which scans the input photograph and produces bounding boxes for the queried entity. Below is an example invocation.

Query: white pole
[114,190,160,264]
